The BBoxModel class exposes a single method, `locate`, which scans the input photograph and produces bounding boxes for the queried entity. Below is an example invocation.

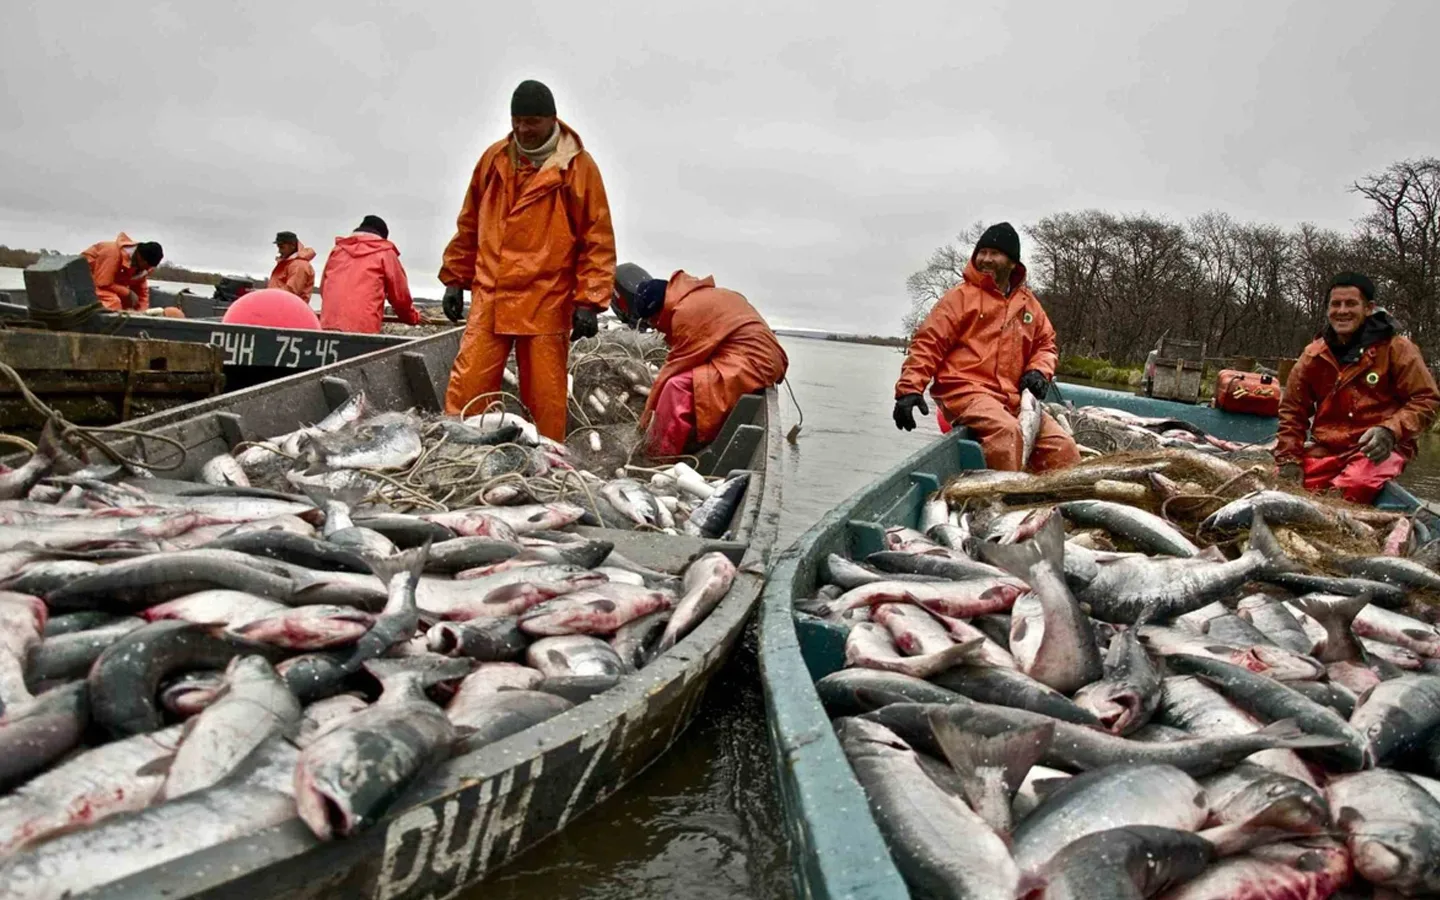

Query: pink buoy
[221,288,320,330]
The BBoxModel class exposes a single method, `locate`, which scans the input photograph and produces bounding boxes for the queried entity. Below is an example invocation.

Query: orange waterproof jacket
[267,244,316,300]
[895,260,1058,413]
[438,121,615,336]
[319,233,420,333]
[81,232,152,311]
[1276,325,1440,463]
[642,271,790,444]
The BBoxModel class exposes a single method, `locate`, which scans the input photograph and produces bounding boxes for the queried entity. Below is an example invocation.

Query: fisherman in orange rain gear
[893,222,1080,473]
[439,80,616,441]
[266,231,316,301]
[1275,272,1440,504]
[80,233,163,312]
[617,270,789,456]
[319,215,421,334]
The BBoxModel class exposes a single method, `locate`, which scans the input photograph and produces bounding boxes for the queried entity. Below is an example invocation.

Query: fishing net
[231,329,683,515]
[565,329,666,433]
[562,422,649,480]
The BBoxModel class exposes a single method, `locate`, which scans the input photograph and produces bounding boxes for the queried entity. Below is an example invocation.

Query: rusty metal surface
[0,328,222,373]
[0,328,223,430]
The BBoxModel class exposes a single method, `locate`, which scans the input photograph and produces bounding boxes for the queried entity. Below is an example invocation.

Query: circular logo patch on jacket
[1366,371,1380,385]
[1023,311,1034,324]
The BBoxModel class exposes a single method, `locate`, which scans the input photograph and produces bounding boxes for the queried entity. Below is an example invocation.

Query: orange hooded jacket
[895,260,1058,416]
[438,121,615,335]
[1276,318,1440,464]
[642,271,790,444]
[267,244,316,300]
[81,232,152,311]
[319,233,420,333]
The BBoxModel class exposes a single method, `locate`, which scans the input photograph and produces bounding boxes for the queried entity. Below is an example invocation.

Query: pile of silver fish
[1055,402,1271,458]
[800,451,1440,898]
[0,410,742,899]
[206,389,750,539]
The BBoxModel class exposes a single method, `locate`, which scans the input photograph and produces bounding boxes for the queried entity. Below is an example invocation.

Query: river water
[475,335,1440,899]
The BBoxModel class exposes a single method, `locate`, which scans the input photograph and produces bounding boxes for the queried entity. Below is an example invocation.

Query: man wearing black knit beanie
[1274,271,1439,503]
[892,222,1080,472]
[438,79,617,440]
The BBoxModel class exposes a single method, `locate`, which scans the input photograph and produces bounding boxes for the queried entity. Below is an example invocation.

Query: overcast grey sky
[2,0,1436,334]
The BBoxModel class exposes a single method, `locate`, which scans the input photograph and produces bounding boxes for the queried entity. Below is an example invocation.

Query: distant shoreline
[774,329,906,348]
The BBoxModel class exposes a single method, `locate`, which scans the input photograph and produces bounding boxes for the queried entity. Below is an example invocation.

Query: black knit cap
[974,222,1021,264]
[511,80,556,117]
[1329,271,1376,304]
[134,242,164,267]
[355,215,389,239]
[274,231,298,244]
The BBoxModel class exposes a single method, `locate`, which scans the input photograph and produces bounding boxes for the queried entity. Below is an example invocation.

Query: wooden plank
[0,329,221,374]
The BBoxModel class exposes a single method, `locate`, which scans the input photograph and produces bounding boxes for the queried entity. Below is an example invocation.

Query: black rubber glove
[1019,369,1050,401]
[893,394,929,431]
[1358,426,1396,463]
[442,286,465,323]
[570,305,599,341]
[1276,461,1303,484]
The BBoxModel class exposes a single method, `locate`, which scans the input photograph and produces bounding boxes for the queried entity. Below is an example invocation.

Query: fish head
[1250,646,1327,681]
[1254,792,1331,833]
[225,654,275,682]
[833,716,910,754]
[294,761,358,840]
[1071,681,1147,734]
[1349,819,1440,893]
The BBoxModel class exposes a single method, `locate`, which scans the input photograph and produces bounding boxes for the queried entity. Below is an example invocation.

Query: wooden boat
[3,256,427,392]
[0,328,224,436]
[5,328,783,898]
[757,380,1434,899]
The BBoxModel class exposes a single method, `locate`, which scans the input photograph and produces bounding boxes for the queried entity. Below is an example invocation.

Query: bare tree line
[903,158,1440,364]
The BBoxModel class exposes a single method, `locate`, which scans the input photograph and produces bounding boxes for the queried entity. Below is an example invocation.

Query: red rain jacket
[1276,325,1439,463]
[319,233,420,333]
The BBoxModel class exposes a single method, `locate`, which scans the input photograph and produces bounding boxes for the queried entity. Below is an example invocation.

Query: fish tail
[296,482,370,514]
[915,637,987,677]
[978,513,1065,577]
[937,721,1054,795]
[34,417,63,462]
[365,540,432,589]
[1248,514,1300,575]
[1294,593,1372,632]
[362,655,470,691]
